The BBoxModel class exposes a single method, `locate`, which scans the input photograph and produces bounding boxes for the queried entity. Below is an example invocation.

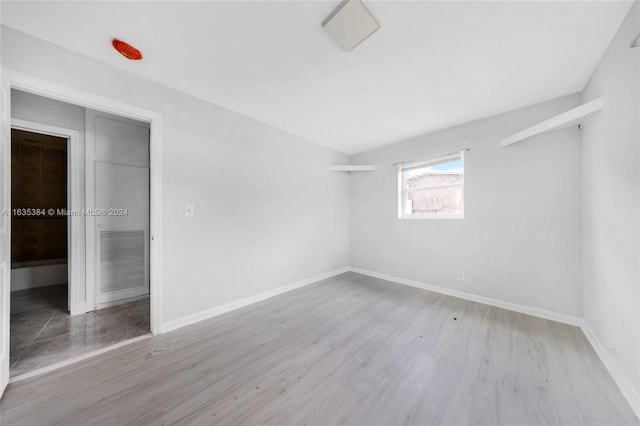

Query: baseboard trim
[161,267,350,333]
[580,323,640,419]
[349,267,583,326]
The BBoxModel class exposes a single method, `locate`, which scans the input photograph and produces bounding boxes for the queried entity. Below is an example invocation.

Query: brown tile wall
[11,129,67,265]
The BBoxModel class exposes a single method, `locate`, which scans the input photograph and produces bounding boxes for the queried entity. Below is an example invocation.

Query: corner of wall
[579,0,640,416]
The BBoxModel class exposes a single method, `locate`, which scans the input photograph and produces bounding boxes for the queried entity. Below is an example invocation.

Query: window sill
[399,214,464,220]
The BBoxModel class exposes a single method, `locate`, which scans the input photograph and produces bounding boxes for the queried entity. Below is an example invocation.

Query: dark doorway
[11,129,68,269]
[9,128,69,376]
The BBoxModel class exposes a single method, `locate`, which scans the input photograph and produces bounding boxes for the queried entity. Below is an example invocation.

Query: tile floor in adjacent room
[10,284,150,377]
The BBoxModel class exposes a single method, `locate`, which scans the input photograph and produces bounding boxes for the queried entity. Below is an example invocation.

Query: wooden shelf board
[329,165,375,172]
[502,97,604,147]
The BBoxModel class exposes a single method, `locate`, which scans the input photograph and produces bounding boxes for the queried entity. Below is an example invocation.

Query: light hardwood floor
[0,272,637,425]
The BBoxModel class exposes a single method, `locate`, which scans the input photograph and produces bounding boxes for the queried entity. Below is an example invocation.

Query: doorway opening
[10,129,70,375]
[8,91,151,379]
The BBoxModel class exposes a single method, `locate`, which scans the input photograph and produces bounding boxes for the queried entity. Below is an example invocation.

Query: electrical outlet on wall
[184,204,195,217]
[457,272,465,281]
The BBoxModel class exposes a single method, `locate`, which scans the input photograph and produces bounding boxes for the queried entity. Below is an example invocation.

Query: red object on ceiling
[112,39,143,60]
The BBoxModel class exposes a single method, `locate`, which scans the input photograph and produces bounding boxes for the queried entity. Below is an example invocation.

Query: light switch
[184,204,195,217]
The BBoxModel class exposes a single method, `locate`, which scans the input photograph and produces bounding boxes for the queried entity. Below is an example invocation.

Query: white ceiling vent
[322,0,381,51]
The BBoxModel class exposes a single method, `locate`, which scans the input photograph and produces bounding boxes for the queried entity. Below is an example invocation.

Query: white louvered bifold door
[90,113,149,306]
[99,229,146,297]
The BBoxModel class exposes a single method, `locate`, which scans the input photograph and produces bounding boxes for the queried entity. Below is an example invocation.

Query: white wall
[582,2,640,395]
[349,94,583,317]
[11,264,67,291]
[1,26,350,326]
[12,89,85,132]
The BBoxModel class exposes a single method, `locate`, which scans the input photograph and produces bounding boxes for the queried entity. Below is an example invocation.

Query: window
[398,151,464,219]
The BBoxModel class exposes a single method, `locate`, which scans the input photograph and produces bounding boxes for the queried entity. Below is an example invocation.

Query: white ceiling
[1,1,632,154]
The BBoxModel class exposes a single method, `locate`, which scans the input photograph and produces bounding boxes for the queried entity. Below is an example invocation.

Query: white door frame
[5,70,163,334]
[10,119,85,315]
[1,67,12,396]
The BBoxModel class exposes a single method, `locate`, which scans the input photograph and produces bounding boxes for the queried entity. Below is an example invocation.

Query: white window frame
[397,151,464,220]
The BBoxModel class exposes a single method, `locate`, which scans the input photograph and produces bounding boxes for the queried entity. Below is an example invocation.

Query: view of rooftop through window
[399,152,464,218]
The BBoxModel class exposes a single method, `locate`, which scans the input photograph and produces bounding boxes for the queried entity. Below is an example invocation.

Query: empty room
[0,0,638,425]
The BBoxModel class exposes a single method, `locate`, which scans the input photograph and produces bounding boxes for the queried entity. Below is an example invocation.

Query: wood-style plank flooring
[1,272,637,425]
